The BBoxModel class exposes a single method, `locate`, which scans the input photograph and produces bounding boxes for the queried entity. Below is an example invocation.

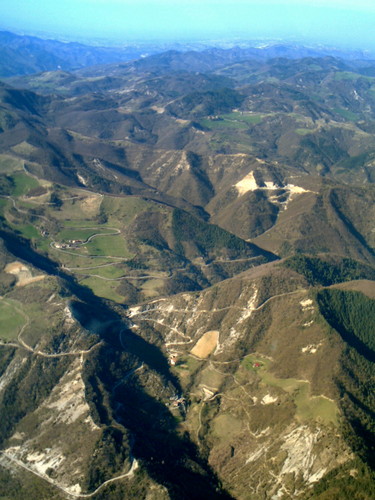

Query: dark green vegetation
[317,289,375,361]
[283,255,375,286]
[317,289,375,467]
[172,208,272,261]
[0,37,375,499]
[305,459,375,500]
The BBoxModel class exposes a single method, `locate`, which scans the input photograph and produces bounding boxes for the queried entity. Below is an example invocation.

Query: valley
[0,37,374,499]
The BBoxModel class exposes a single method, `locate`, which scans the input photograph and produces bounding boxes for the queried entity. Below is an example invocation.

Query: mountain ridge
[0,41,374,499]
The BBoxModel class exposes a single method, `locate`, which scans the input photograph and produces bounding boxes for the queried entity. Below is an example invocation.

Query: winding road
[0,451,138,499]
[130,289,304,349]
[0,296,102,359]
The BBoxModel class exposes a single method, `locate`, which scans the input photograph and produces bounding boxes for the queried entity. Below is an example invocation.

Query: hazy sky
[1,0,375,48]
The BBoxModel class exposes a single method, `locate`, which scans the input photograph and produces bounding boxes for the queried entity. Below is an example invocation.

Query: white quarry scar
[234,171,312,196]
[235,171,258,194]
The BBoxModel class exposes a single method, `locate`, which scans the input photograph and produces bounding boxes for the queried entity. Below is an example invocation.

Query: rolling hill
[0,38,374,499]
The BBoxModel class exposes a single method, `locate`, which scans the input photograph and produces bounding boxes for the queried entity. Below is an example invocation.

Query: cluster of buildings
[53,239,83,249]
[168,351,179,366]
[169,394,186,410]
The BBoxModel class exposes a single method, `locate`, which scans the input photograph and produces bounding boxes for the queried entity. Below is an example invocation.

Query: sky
[0,0,375,49]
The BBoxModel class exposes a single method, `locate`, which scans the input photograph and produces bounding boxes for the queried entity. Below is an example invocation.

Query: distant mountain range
[0,30,154,77]
[0,30,374,78]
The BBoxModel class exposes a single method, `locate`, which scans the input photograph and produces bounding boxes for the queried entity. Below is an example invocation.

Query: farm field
[0,299,25,340]
[244,354,338,425]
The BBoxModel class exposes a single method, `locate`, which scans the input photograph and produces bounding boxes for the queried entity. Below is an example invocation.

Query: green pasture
[242,355,271,372]
[200,118,248,130]
[243,354,338,425]
[0,300,25,340]
[140,278,165,297]
[0,155,24,174]
[333,108,359,122]
[12,223,40,239]
[74,263,128,279]
[176,355,201,373]
[334,71,375,82]
[100,196,150,226]
[64,219,104,228]
[56,227,116,242]
[221,112,264,124]
[34,238,51,252]
[0,198,8,216]
[199,366,225,389]
[85,234,132,258]
[334,71,360,81]
[79,276,126,303]
[43,192,154,231]
[209,135,254,154]
[213,413,243,442]
[48,193,100,220]
[20,301,58,347]
[200,112,263,131]
[48,249,111,268]
[10,173,40,196]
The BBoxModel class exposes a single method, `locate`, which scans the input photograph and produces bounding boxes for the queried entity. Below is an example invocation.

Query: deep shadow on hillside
[317,288,375,469]
[0,229,233,498]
